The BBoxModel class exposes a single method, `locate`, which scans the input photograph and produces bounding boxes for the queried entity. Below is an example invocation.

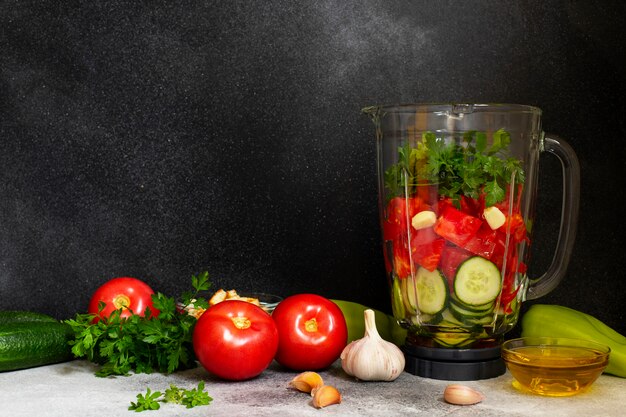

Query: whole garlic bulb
[340,309,405,381]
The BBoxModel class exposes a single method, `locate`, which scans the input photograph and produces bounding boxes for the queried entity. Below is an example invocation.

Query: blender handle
[525,134,581,300]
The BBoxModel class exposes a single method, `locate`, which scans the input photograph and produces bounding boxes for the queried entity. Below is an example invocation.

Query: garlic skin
[340,309,405,381]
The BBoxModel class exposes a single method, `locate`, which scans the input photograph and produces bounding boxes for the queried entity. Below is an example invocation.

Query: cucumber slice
[400,277,417,316]
[454,256,501,306]
[449,298,495,317]
[414,267,448,315]
[449,296,494,313]
[391,278,406,319]
[433,332,473,348]
[450,301,492,320]
[412,312,444,325]
[440,308,465,327]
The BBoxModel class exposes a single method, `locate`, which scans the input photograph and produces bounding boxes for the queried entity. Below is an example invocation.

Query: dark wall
[1,1,625,333]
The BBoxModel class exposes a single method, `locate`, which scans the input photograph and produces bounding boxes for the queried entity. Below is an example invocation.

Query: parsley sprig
[384,129,524,207]
[129,382,213,412]
[65,272,211,377]
[129,388,162,412]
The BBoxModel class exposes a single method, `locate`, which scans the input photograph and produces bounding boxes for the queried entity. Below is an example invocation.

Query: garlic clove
[311,385,342,408]
[288,371,324,394]
[443,384,485,405]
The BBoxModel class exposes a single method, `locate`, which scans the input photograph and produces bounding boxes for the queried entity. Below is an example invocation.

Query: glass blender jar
[365,104,580,380]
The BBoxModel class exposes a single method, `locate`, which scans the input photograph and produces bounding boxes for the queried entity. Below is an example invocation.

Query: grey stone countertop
[0,359,624,417]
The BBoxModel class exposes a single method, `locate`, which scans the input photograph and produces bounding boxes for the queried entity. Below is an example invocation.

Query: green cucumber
[0,322,74,372]
[0,311,57,325]
[454,256,501,306]
[414,267,448,315]
[433,332,473,348]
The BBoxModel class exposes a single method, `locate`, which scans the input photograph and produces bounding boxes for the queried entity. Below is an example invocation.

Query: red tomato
[434,205,482,247]
[460,194,485,218]
[411,237,445,271]
[193,300,279,381]
[88,277,158,321]
[439,245,472,289]
[272,294,348,371]
[392,237,413,279]
[383,197,426,240]
[410,225,438,246]
[463,222,499,258]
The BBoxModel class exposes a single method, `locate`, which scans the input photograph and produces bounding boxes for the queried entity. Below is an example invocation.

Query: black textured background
[1,1,625,335]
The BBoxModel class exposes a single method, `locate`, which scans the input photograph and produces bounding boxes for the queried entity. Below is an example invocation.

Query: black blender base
[402,344,506,380]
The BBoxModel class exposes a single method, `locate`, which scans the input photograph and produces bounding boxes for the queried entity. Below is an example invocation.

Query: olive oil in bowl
[502,337,610,396]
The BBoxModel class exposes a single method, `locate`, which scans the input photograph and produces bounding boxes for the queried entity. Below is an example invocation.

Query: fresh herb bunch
[128,382,213,412]
[384,129,525,207]
[65,272,211,377]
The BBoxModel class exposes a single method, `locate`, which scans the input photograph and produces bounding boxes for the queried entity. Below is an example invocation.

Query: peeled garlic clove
[443,384,485,405]
[311,385,341,408]
[288,371,324,394]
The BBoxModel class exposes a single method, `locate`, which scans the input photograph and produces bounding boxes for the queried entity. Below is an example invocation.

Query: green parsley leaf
[131,382,213,412]
[181,381,213,408]
[128,388,162,412]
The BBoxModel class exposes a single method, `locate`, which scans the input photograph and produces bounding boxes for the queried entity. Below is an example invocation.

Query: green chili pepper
[331,299,406,347]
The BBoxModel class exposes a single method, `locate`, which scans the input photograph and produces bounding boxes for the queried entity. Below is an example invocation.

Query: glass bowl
[240,292,283,314]
[501,337,610,396]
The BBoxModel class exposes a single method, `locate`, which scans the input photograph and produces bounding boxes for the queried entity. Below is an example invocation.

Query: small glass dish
[501,337,610,396]
[240,292,283,314]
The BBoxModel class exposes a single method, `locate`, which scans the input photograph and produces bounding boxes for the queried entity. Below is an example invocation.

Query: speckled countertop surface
[0,359,624,417]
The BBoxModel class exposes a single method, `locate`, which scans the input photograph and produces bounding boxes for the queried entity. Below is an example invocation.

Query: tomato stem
[305,318,318,332]
[231,316,251,330]
[112,294,131,310]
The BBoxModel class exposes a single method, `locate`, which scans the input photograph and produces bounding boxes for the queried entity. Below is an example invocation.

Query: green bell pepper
[331,299,406,347]
[521,304,626,378]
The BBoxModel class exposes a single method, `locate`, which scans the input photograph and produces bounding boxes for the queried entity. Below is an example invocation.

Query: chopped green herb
[385,129,524,206]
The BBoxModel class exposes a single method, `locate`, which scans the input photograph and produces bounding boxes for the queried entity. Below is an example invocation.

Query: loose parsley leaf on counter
[165,381,213,409]
[64,272,212,377]
[129,388,162,412]
[129,382,212,412]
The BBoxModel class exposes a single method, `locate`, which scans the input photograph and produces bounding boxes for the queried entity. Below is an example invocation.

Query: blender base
[402,344,506,380]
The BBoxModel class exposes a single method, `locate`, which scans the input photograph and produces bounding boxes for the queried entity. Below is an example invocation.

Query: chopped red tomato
[383,197,427,240]
[460,194,485,218]
[498,212,527,243]
[434,196,455,216]
[439,245,472,289]
[434,206,482,247]
[463,223,499,258]
[416,182,438,206]
[392,237,412,279]
[411,238,445,272]
[410,225,438,246]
